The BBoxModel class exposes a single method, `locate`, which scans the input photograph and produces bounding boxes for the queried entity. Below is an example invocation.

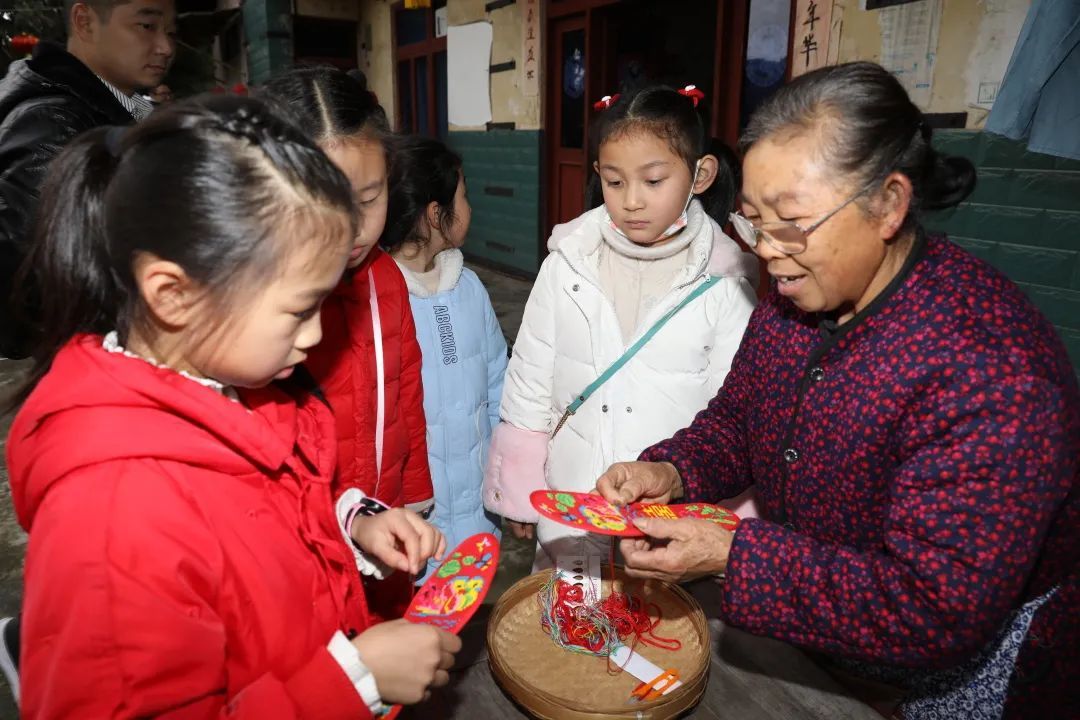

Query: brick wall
[925,131,1080,379]
[449,130,542,276]
[243,0,293,85]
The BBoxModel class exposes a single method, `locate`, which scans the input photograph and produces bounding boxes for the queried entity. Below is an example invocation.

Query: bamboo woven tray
[487,569,710,719]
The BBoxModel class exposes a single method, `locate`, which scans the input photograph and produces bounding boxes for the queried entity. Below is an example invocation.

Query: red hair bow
[678,84,705,107]
[593,94,620,111]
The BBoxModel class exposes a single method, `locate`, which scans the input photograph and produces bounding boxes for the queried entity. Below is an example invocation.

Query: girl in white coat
[484,85,759,570]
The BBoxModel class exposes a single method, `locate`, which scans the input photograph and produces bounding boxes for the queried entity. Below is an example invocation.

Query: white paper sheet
[448,21,493,127]
[878,0,942,108]
[610,645,683,695]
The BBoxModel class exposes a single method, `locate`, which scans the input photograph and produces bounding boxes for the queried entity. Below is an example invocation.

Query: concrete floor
[465,263,539,601]
[0,262,536,717]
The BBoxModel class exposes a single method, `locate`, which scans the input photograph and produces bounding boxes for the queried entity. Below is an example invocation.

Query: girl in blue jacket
[382,136,507,582]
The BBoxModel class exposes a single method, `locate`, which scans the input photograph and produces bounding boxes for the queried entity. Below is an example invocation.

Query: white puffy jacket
[483,202,758,567]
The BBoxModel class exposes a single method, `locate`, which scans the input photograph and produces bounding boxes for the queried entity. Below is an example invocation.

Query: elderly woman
[598,62,1079,720]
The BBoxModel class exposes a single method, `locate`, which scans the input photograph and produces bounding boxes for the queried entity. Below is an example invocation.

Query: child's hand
[350,509,446,575]
[507,521,535,540]
[351,619,462,704]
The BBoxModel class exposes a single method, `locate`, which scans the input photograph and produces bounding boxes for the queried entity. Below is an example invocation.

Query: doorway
[546,13,590,237]
[543,0,750,247]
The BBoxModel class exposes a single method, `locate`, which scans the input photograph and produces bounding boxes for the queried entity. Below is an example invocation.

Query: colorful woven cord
[537,574,682,659]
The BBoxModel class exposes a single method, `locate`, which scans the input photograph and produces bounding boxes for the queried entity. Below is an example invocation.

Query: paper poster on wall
[744,0,790,125]
[522,0,540,97]
[826,3,844,66]
[448,22,493,127]
[791,0,834,78]
[966,0,1028,111]
[878,0,942,108]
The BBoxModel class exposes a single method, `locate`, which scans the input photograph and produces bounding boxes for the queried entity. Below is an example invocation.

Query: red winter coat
[7,335,374,720]
[309,247,433,512]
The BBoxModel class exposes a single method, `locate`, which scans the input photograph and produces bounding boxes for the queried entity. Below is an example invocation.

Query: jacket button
[602,404,608,412]
[809,367,825,382]
[626,407,633,413]
[783,448,799,463]
[572,283,580,291]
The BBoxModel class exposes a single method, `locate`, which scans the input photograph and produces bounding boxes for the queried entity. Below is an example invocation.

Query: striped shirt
[97,76,154,120]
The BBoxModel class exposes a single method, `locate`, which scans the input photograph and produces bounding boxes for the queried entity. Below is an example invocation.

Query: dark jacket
[642,233,1080,719]
[0,42,134,358]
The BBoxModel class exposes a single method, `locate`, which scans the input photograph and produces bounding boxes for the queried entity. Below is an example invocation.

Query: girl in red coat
[262,68,435,619]
[5,95,459,719]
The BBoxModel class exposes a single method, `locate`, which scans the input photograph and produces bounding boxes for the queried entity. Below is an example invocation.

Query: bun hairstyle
[739,61,976,232]
[11,94,356,407]
[585,85,740,224]
[380,136,464,254]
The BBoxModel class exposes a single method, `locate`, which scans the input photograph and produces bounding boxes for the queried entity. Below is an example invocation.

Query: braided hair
[11,94,356,405]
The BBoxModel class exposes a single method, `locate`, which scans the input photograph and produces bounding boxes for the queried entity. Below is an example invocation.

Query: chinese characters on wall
[522,0,540,97]
[791,0,834,78]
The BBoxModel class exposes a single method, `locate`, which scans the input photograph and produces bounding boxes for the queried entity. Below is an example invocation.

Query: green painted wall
[243,0,293,85]
[449,130,542,276]
[926,131,1080,379]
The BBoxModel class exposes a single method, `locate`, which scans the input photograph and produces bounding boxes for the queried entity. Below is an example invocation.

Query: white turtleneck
[594,202,704,342]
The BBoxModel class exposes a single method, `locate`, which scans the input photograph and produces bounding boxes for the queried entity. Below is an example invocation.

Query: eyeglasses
[729,182,875,256]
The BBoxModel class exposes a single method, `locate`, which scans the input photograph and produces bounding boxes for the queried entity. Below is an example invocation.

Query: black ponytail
[584,85,740,224]
[18,129,127,376]
[740,61,976,230]
[8,94,356,410]
[380,136,463,254]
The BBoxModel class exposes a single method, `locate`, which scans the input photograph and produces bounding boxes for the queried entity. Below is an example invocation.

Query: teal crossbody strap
[551,275,719,437]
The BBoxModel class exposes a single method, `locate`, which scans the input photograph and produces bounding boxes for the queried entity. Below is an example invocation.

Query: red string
[540,538,682,661]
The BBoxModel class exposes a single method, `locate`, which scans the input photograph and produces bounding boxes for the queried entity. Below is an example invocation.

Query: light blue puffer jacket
[395,249,507,583]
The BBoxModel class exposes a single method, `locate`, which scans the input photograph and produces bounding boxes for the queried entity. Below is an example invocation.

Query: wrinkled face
[323,135,389,269]
[189,223,350,388]
[81,0,177,94]
[594,130,697,247]
[740,131,901,319]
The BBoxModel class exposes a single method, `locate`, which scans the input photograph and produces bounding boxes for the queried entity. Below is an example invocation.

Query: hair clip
[593,94,620,111]
[678,85,705,108]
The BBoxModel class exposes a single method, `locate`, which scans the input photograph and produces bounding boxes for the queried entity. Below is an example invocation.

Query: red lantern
[10,34,39,57]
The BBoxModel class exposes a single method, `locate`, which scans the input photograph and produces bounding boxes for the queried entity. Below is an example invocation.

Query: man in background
[0,0,176,360]
[0,0,176,707]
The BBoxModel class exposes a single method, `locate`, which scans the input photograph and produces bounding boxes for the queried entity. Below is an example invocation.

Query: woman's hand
[507,521,535,540]
[619,517,733,583]
[351,619,461,704]
[596,461,683,506]
[350,509,446,575]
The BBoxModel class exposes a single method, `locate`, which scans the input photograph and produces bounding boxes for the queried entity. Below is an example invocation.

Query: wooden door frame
[712,0,750,149]
[543,13,587,245]
[541,0,623,252]
[391,0,447,136]
[541,0,751,257]
[547,0,620,20]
